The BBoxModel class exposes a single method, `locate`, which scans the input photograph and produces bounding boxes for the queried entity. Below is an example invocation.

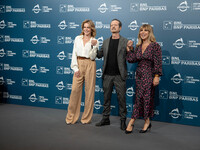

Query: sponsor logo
[0,5,25,13]
[56,81,65,90]
[171,73,183,84]
[21,79,49,88]
[30,64,49,74]
[130,3,139,12]
[59,4,90,12]
[95,85,104,93]
[29,93,48,103]
[98,3,108,13]
[130,3,167,12]
[173,38,186,49]
[139,3,167,11]
[3,92,22,100]
[96,68,103,78]
[126,103,133,112]
[177,1,190,12]
[128,20,139,31]
[3,63,23,71]
[94,100,103,110]
[23,20,51,28]
[159,90,168,99]
[95,21,110,29]
[32,4,52,14]
[126,87,135,97]
[169,108,181,119]
[22,50,50,58]
[163,21,173,30]
[57,51,66,60]
[162,56,170,65]
[188,40,200,48]
[58,20,67,30]
[31,35,50,44]
[0,35,24,43]
[171,56,200,66]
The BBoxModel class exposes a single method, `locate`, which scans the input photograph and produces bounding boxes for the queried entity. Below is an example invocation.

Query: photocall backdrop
[0,0,200,126]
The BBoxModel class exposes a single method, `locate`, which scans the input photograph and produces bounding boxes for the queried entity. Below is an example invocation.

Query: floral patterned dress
[126,42,162,119]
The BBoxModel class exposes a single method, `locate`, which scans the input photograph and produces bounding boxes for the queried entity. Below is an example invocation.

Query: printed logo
[177,1,190,12]
[159,90,168,99]
[58,20,67,30]
[98,3,108,13]
[126,87,135,97]
[97,36,104,47]
[57,51,66,60]
[96,68,103,78]
[0,20,6,29]
[171,73,183,84]
[162,56,170,65]
[31,35,40,44]
[128,20,139,31]
[94,100,102,110]
[0,48,6,57]
[56,81,65,90]
[169,108,181,119]
[173,38,186,49]
[163,21,173,30]
[130,3,139,12]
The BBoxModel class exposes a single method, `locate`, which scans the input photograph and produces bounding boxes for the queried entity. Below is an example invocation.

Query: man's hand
[127,40,133,51]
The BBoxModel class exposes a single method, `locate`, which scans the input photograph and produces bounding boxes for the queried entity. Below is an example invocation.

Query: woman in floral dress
[125,24,162,133]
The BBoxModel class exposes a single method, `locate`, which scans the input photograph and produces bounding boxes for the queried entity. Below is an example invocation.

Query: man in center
[95,19,133,130]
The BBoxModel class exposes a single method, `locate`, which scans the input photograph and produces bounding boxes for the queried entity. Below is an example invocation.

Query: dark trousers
[102,75,127,120]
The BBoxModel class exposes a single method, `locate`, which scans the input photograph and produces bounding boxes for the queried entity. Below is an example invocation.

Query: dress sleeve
[153,42,162,76]
[70,36,79,72]
[126,47,137,63]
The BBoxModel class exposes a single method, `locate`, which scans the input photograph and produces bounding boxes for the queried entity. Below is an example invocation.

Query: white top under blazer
[70,35,99,72]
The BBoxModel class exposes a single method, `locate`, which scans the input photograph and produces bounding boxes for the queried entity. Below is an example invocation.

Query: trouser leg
[113,75,127,120]
[102,75,114,120]
[81,60,96,123]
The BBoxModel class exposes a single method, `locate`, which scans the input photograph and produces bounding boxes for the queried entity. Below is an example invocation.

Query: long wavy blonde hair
[136,24,156,47]
[80,19,96,37]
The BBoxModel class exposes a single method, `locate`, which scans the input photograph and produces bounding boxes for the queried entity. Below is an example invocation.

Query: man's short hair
[111,19,122,27]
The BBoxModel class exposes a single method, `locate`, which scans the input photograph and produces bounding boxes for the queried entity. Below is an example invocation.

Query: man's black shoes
[95,119,110,126]
[120,120,127,130]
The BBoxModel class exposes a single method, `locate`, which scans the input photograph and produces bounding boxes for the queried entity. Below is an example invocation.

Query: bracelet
[154,74,159,77]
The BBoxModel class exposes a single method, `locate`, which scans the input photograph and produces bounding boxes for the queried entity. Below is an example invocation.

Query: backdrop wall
[0,0,200,126]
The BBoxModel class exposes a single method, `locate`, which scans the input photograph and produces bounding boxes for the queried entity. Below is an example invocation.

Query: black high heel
[125,124,134,134]
[139,123,152,133]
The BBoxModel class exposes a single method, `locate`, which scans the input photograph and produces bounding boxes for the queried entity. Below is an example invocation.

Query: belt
[77,56,89,60]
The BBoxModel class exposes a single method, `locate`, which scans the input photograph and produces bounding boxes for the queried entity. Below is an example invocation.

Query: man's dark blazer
[97,35,129,81]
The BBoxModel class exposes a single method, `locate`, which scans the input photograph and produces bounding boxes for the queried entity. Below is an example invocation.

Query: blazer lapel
[105,38,110,59]
[117,36,122,55]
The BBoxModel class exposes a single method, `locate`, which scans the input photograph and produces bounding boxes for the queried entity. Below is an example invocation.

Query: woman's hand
[91,40,97,46]
[74,71,80,78]
[153,76,159,86]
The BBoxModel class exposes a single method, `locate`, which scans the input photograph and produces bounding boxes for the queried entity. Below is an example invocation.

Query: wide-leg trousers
[65,58,96,124]
[102,75,127,120]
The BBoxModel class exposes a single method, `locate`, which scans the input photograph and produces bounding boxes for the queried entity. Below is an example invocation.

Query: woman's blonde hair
[136,24,156,47]
[80,19,96,37]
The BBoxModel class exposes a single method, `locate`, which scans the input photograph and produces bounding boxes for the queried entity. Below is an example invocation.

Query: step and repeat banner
[0,0,200,126]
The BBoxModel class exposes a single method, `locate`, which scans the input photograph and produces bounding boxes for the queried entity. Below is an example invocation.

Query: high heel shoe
[125,124,134,134]
[139,123,152,133]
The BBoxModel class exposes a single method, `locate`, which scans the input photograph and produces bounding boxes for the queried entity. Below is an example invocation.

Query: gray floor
[0,104,200,150]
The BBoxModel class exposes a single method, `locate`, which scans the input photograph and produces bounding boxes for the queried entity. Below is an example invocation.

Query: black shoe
[139,123,152,133]
[125,124,134,134]
[95,119,110,126]
[120,120,127,131]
